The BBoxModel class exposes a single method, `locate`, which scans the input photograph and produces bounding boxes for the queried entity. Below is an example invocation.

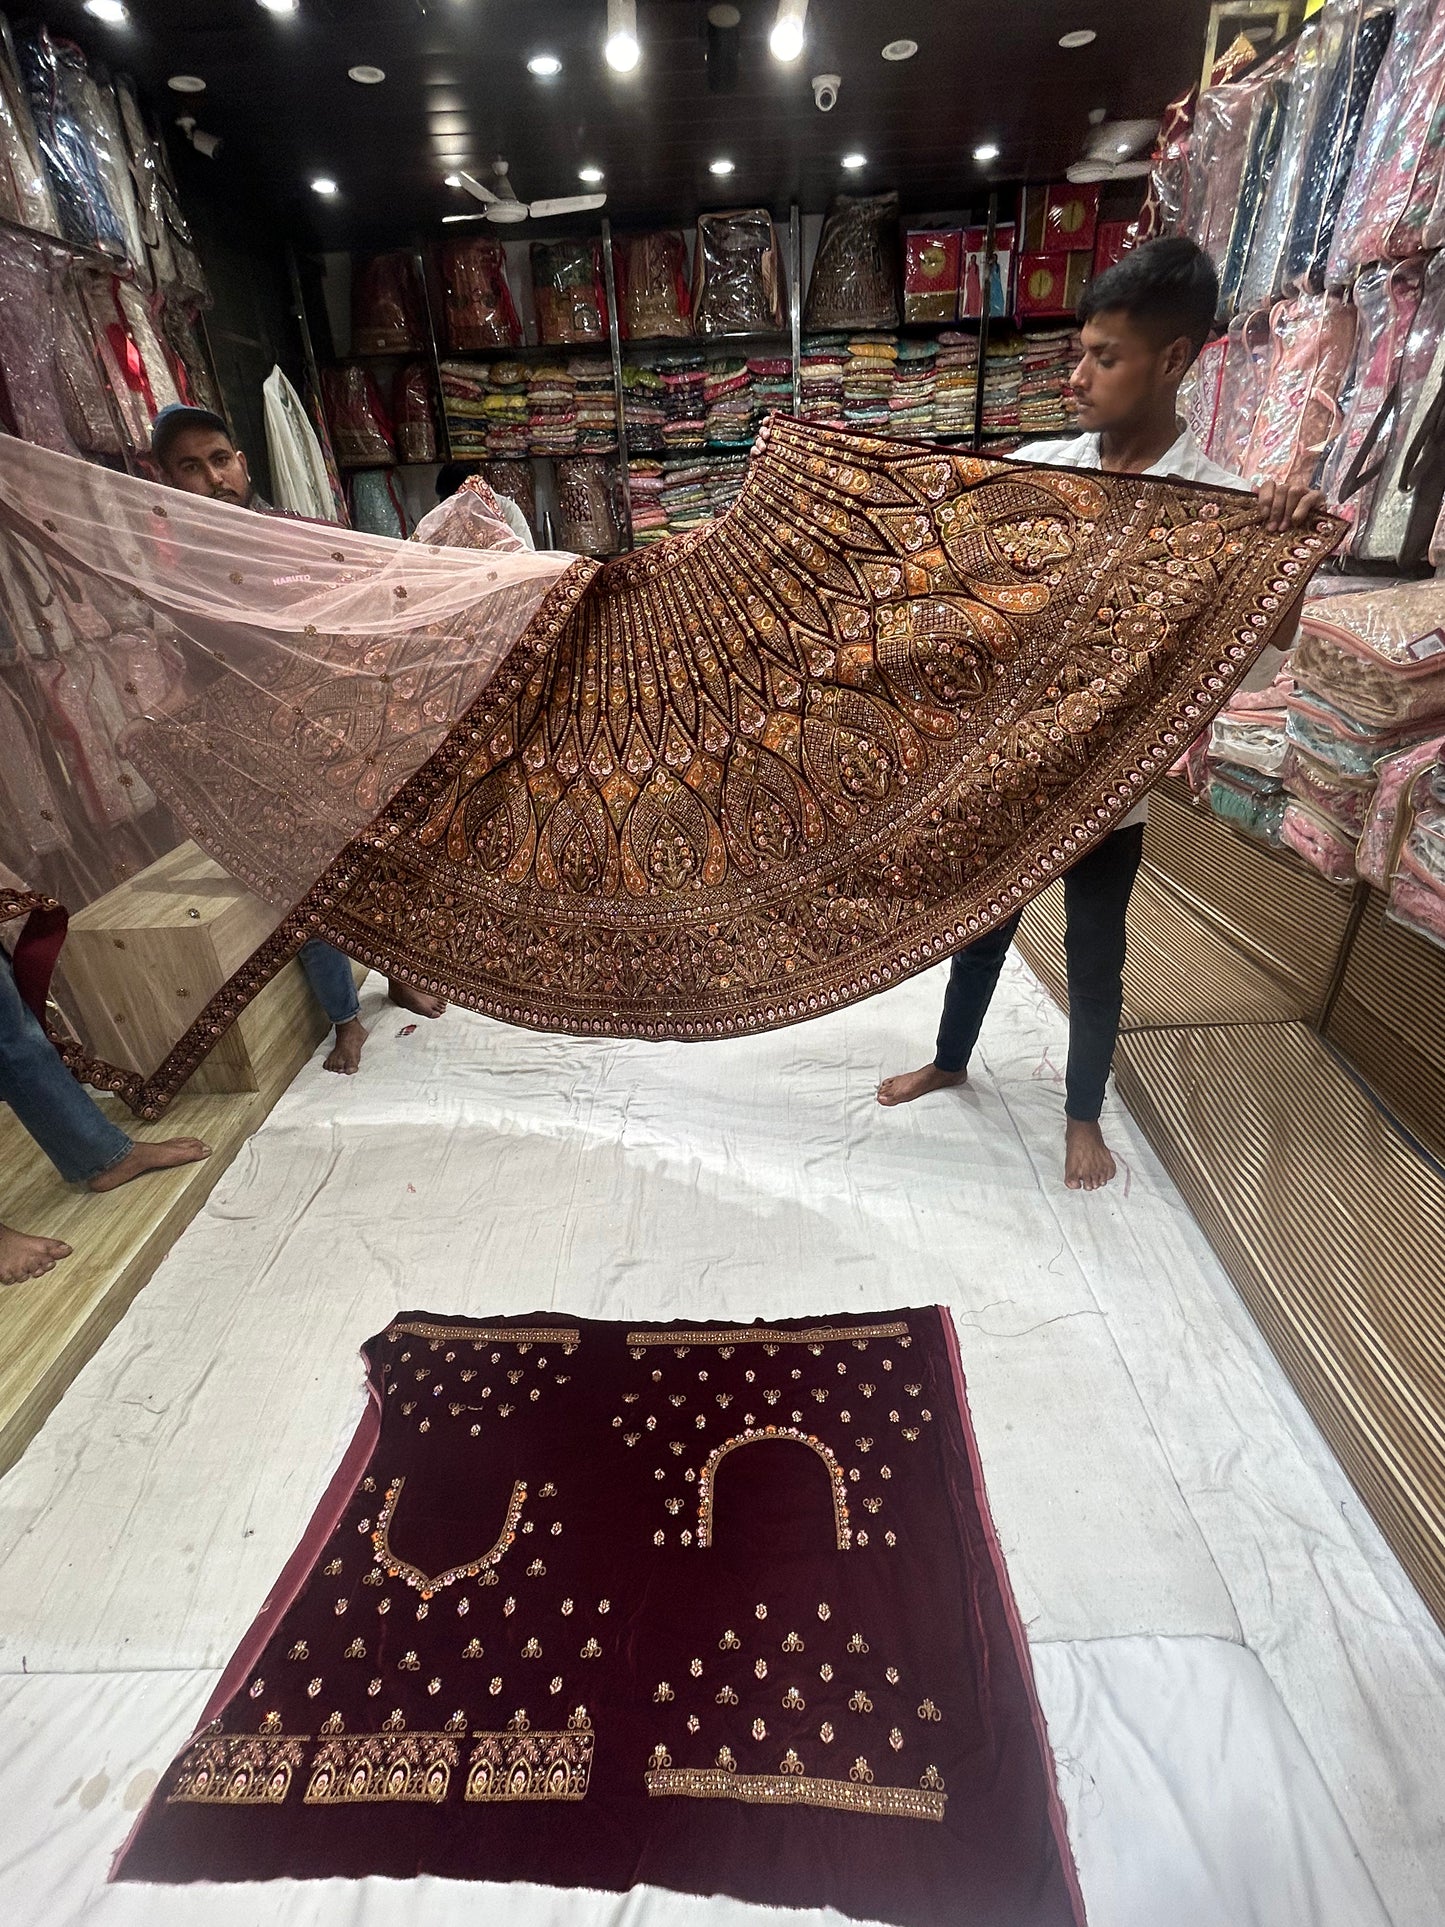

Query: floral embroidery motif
[168,1733,306,1806]
[465,1716,593,1801]
[917,1698,942,1722]
[305,1733,457,1804]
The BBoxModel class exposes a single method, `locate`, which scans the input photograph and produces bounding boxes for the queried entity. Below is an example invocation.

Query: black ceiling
[40,0,1211,247]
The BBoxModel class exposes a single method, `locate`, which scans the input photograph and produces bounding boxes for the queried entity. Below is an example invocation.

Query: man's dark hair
[1077,236,1219,360]
[436,460,482,501]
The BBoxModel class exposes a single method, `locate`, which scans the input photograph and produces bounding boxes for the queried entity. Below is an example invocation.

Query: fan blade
[528,194,608,218]
[457,170,502,205]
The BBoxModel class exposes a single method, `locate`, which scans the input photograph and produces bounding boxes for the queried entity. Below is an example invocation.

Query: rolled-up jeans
[0,950,132,1185]
[298,940,362,1027]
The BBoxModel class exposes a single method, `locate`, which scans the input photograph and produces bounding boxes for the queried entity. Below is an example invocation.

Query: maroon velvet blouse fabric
[115,1308,1085,1926]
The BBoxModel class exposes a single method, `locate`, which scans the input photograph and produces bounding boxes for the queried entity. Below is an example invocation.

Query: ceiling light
[708,4,741,24]
[527,53,562,77]
[881,39,918,61]
[841,152,866,170]
[310,176,338,197]
[348,65,385,85]
[1059,29,1097,49]
[578,165,605,184]
[769,0,808,63]
[973,142,1000,162]
[606,0,641,72]
[709,157,735,176]
[167,75,207,94]
[257,0,300,14]
[444,173,462,187]
[84,0,128,21]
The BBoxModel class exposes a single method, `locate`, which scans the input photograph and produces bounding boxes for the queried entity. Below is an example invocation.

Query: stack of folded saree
[842,335,897,431]
[1207,673,1294,845]
[627,457,667,541]
[980,336,1024,436]
[657,352,706,451]
[622,363,667,454]
[889,340,937,436]
[799,335,847,426]
[934,333,980,436]
[1018,329,1080,436]
[572,358,618,453]
[703,357,751,444]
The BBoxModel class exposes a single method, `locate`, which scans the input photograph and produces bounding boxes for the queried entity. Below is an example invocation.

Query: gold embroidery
[464,1716,593,1801]
[626,1322,909,1348]
[168,1732,306,1805]
[646,1766,945,1821]
[304,1732,457,1804]
[386,1322,580,1345]
[372,1476,525,1597]
[697,1428,851,1549]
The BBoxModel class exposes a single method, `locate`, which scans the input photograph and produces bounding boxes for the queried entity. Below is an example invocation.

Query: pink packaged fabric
[1356,249,1445,560]
[1211,309,1273,473]
[1185,75,1270,270]
[1280,797,1360,879]
[1240,293,1357,489]
[1318,259,1423,531]
[1209,671,1294,776]
[1284,740,1377,837]
[1357,735,1444,886]
[1328,0,1436,282]
[1294,579,1445,728]
[1339,0,1445,267]
[1181,335,1227,456]
[1390,805,1445,946]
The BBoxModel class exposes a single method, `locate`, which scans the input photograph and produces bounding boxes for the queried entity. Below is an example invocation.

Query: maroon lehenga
[115,1308,1085,1927]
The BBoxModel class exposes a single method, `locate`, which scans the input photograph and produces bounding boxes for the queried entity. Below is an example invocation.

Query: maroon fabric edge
[108,1368,384,1883]
[936,1304,1090,1927]
[10,903,69,1020]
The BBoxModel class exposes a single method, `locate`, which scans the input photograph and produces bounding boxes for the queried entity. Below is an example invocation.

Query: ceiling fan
[456,160,606,224]
[1066,118,1158,186]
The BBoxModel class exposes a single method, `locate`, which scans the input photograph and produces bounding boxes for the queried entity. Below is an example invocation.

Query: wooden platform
[0,959,330,1479]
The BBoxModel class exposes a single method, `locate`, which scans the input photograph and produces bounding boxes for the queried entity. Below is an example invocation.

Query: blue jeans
[1,951,133,1185]
[298,941,362,1027]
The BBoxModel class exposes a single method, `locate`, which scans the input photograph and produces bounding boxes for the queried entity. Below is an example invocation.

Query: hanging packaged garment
[1138,86,1196,239]
[78,67,147,278]
[619,230,692,339]
[0,19,59,235]
[692,210,786,335]
[1180,336,1227,457]
[1294,578,1445,727]
[804,192,901,331]
[263,364,340,522]
[440,237,520,351]
[1317,258,1422,540]
[1186,70,1276,275]
[1283,0,1397,291]
[554,454,621,554]
[1218,57,1294,315]
[1239,4,1347,309]
[393,361,438,464]
[1211,309,1274,473]
[0,230,94,454]
[1328,0,1435,281]
[351,251,427,356]
[1240,292,1357,488]
[1357,733,1445,884]
[347,468,410,540]
[1355,252,1445,561]
[531,240,608,346]
[16,26,128,258]
[321,364,396,467]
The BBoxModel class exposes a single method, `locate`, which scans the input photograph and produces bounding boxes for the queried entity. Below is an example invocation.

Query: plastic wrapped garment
[348,468,410,539]
[1317,258,1422,534]
[1282,1,1396,291]
[1208,760,1289,844]
[1284,739,1379,835]
[392,360,438,464]
[1185,73,1277,281]
[440,237,520,351]
[351,251,426,356]
[483,458,536,534]
[1139,86,1196,239]
[1286,681,1430,774]
[1180,336,1227,456]
[0,20,59,235]
[131,85,209,305]
[1218,61,1293,317]
[1240,293,1358,489]
[620,230,692,340]
[1340,0,1445,268]
[692,209,786,335]
[554,454,621,554]
[0,232,117,455]
[160,302,223,415]
[1294,578,1445,728]
[1327,0,1436,280]
[1240,5,1349,309]
[263,364,340,523]
[1390,796,1445,944]
[1357,733,1444,884]
[1211,310,1274,473]
[1281,796,1361,877]
[531,240,608,346]
[1209,674,1294,776]
[16,26,129,259]
[321,363,396,468]
[804,192,901,331]
[1356,250,1445,562]
[77,66,146,277]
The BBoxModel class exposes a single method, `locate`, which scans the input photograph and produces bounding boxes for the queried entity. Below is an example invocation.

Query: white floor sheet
[2,959,1443,1926]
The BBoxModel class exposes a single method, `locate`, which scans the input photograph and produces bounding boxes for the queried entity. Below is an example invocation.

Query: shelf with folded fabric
[339,459,444,471]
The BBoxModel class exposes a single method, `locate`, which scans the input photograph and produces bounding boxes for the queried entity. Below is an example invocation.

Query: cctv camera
[812,73,840,112]
[192,129,222,159]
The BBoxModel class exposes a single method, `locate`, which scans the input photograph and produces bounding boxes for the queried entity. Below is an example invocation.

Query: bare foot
[324,1015,368,1075]
[1064,1118,1117,1192]
[0,1224,72,1286]
[388,979,447,1020]
[876,1063,968,1107]
[88,1137,211,1193]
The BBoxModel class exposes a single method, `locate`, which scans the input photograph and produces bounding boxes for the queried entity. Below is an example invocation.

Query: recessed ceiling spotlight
[578,165,605,184]
[709,157,735,176]
[167,75,207,94]
[881,39,918,61]
[444,173,462,187]
[769,0,808,63]
[1058,30,1097,49]
[1088,106,1107,125]
[257,0,300,14]
[606,0,641,72]
[348,65,385,85]
[973,142,1000,162]
[527,53,562,77]
[84,0,128,21]
[310,176,338,197]
[841,152,866,170]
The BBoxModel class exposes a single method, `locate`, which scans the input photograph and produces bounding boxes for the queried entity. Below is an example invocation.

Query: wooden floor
[0,963,330,1479]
